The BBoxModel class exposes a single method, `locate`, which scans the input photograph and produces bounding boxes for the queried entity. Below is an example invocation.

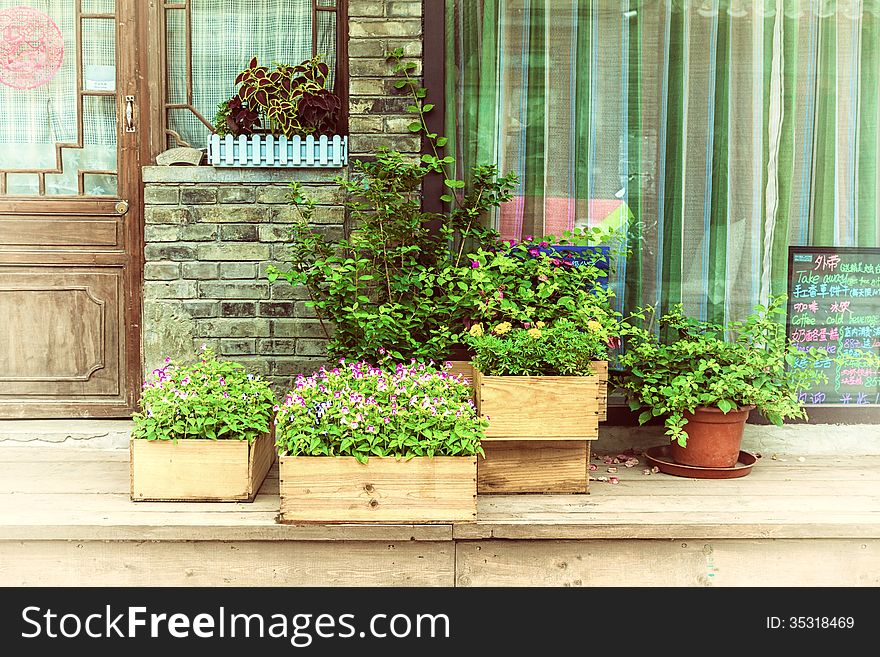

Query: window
[447,0,880,325]
[161,0,347,150]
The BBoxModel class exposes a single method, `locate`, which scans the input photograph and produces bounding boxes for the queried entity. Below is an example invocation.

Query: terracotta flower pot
[669,405,753,468]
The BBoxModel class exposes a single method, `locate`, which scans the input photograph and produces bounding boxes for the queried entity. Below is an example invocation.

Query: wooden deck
[2,445,879,587]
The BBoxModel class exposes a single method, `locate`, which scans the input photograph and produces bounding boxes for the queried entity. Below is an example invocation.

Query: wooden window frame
[146,0,349,159]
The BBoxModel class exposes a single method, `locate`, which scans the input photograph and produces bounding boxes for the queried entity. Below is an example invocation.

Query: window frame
[147,0,349,159]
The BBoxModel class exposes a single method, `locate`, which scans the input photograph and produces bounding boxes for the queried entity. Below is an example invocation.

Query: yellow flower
[527,328,542,339]
[493,322,512,335]
[469,323,484,337]
[587,320,603,332]
[535,321,546,329]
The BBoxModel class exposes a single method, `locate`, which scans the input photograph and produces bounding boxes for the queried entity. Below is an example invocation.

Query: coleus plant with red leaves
[213,54,341,137]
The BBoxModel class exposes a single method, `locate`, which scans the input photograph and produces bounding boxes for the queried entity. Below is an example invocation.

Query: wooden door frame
[0,0,149,417]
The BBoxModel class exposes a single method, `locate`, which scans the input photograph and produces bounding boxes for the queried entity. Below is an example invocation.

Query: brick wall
[142,1,423,391]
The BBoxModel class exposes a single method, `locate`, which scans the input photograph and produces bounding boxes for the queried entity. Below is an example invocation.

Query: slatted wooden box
[473,362,608,494]
[130,431,275,502]
[277,456,477,524]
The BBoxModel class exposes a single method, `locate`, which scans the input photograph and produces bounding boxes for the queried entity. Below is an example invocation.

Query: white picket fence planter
[207,133,348,168]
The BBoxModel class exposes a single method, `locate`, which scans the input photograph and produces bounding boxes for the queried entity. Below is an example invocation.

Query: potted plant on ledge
[612,296,828,473]
[207,54,347,168]
[130,347,277,502]
[274,359,485,524]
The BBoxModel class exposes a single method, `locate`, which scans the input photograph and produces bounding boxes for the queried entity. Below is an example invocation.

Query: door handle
[115,200,129,215]
[125,96,136,133]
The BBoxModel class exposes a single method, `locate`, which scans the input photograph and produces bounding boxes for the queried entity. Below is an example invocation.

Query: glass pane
[82,18,115,80]
[0,1,76,169]
[166,0,340,147]
[317,10,337,90]
[6,173,40,195]
[82,0,116,13]
[84,172,117,196]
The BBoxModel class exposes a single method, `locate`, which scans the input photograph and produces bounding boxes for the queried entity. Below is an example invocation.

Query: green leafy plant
[132,346,276,443]
[464,231,625,331]
[213,54,340,137]
[274,360,487,463]
[465,318,609,376]
[611,296,829,447]
[267,50,517,363]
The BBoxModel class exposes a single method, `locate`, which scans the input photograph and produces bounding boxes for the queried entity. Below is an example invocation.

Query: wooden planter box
[446,360,474,383]
[130,431,275,502]
[473,362,608,494]
[207,133,348,168]
[277,456,477,524]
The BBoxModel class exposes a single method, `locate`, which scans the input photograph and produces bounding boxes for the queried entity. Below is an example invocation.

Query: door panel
[0,0,143,418]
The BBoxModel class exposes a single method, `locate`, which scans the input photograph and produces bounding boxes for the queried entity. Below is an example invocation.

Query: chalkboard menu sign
[787,246,880,406]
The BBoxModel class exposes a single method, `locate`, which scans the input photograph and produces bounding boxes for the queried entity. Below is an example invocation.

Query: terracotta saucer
[644,445,758,479]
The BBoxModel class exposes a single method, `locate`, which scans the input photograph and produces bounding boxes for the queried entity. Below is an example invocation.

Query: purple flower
[470,260,480,269]
[540,241,549,248]
[525,235,534,241]
[528,248,540,257]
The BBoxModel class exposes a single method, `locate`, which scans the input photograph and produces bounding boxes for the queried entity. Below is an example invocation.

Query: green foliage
[274,360,487,463]
[463,231,627,340]
[465,319,607,376]
[132,347,276,443]
[214,54,340,137]
[611,296,828,447]
[267,51,517,363]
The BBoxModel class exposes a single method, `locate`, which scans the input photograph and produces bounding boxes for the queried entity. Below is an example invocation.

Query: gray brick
[270,283,311,300]
[296,339,328,356]
[181,262,220,280]
[219,224,259,241]
[272,357,329,376]
[350,134,420,154]
[348,0,384,16]
[193,206,267,224]
[182,300,218,318]
[217,186,256,203]
[349,116,384,133]
[258,301,296,318]
[144,244,197,261]
[259,225,296,243]
[145,207,190,225]
[219,262,258,279]
[197,243,271,261]
[220,301,257,317]
[268,205,344,225]
[255,186,296,205]
[386,39,422,58]
[144,225,180,242]
[181,187,218,204]
[143,187,179,204]
[349,20,421,38]
[387,1,422,17]
[144,261,180,280]
[197,318,271,338]
[348,40,387,57]
[349,58,397,77]
[272,319,328,338]
[199,281,270,300]
[258,339,298,355]
[295,301,319,318]
[144,281,198,299]
[220,338,256,356]
[177,224,219,241]
[227,356,271,376]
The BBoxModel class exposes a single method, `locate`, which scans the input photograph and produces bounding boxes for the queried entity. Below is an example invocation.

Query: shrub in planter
[274,359,486,523]
[130,347,277,502]
[612,296,828,467]
[464,318,612,494]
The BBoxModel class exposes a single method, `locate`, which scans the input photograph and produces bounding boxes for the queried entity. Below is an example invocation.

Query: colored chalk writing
[787,247,880,405]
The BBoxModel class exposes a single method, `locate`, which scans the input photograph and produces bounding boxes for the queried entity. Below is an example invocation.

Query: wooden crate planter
[473,362,607,494]
[207,133,348,168]
[130,431,275,502]
[446,360,475,383]
[277,456,477,524]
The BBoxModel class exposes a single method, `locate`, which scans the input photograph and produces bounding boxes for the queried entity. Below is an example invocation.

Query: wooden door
[0,0,146,418]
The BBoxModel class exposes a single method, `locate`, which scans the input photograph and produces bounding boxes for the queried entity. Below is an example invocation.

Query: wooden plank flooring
[1,445,879,585]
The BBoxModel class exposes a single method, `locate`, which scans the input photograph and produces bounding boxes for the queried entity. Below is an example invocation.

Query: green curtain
[447,0,880,322]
